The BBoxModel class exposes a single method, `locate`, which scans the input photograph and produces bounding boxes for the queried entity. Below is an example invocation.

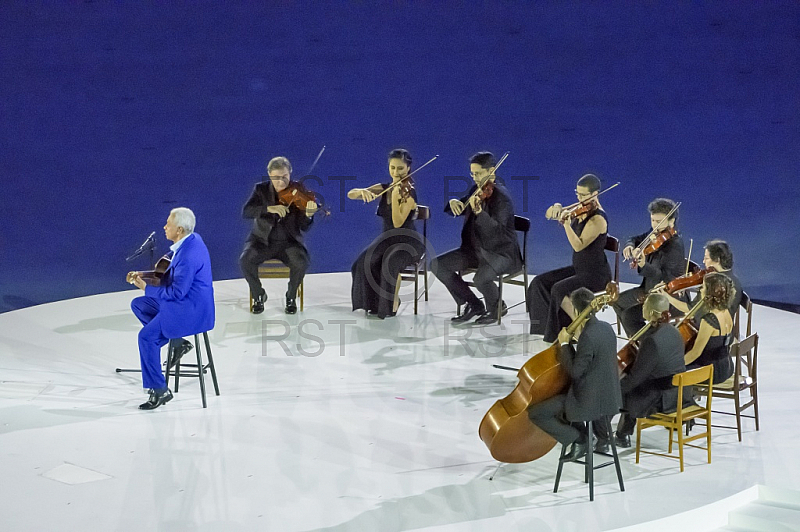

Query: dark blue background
[2,2,798,313]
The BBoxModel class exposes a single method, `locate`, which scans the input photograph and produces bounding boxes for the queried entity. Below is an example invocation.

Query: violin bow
[561,181,621,211]
[377,154,440,197]
[303,145,326,177]
[685,238,694,276]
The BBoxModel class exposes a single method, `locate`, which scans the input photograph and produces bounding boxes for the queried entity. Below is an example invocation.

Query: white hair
[170,207,196,234]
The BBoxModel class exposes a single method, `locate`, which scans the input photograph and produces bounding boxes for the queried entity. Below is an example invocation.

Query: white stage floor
[1,272,798,531]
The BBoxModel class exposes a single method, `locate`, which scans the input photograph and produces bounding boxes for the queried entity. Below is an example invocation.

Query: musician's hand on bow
[545,203,563,221]
[631,248,645,264]
[449,198,465,216]
[355,188,377,203]
[268,205,290,218]
[305,200,318,217]
[622,245,635,260]
[468,195,483,214]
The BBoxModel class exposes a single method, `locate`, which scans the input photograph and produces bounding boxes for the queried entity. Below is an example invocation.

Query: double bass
[478,283,619,463]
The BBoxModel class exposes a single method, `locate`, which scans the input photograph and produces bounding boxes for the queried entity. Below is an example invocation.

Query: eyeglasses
[575,190,592,198]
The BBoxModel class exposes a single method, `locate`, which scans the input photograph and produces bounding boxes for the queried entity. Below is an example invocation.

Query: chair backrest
[605,235,620,285]
[734,290,752,339]
[514,215,530,268]
[415,205,429,242]
[672,364,714,415]
[730,333,758,388]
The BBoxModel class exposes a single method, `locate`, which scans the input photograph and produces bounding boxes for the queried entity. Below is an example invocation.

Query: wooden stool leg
[607,417,625,492]
[554,443,568,493]
[299,281,304,312]
[587,421,594,501]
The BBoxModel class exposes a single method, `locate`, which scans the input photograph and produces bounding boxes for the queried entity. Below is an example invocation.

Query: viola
[478,283,619,463]
[127,254,171,287]
[277,181,330,216]
[617,311,671,374]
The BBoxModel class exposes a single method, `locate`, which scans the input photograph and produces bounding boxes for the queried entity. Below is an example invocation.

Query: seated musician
[613,293,686,448]
[240,156,318,315]
[613,198,686,337]
[432,152,522,325]
[659,240,742,325]
[128,208,215,410]
[348,149,425,319]
[527,288,621,462]
[528,174,611,342]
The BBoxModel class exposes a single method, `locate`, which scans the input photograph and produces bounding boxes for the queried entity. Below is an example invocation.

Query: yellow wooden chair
[248,260,304,312]
[635,364,714,472]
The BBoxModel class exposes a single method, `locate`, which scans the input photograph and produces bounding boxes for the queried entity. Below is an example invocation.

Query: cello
[478,283,619,463]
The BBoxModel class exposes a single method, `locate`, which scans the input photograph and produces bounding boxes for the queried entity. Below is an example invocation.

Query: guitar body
[127,254,171,286]
[478,343,570,463]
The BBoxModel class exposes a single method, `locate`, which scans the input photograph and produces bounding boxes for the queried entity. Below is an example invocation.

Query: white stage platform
[1,272,799,531]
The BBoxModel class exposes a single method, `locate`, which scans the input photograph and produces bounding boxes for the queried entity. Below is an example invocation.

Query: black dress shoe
[139,389,173,410]
[377,311,396,319]
[167,339,193,369]
[614,433,631,448]
[252,290,267,314]
[473,312,497,325]
[451,303,485,323]
[561,440,588,462]
[285,297,297,315]
[594,438,611,455]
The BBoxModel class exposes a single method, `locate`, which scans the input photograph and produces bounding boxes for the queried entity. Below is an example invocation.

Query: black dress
[528,210,611,342]
[351,185,424,317]
[688,312,733,384]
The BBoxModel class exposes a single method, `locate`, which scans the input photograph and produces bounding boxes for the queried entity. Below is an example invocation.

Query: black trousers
[527,395,587,445]
[239,238,309,300]
[432,248,505,313]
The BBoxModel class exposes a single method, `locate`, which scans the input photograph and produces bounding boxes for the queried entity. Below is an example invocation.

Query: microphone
[126,231,156,261]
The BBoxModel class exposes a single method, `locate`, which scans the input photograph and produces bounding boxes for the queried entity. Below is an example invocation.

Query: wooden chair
[393,205,430,315]
[636,364,714,472]
[696,333,759,441]
[457,215,530,324]
[733,290,753,341]
[248,260,304,312]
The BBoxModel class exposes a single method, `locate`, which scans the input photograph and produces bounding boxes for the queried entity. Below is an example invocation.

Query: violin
[127,254,171,286]
[376,155,439,200]
[631,226,678,269]
[277,181,330,216]
[547,182,620,223]
[463,152,508,211]
[478,282,619,463]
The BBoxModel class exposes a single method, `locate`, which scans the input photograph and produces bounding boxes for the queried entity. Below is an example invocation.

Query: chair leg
[423,262,429,301]
[706,413,712,464]
[299,281,304,312]
[554,444,568,493]
[734,387,742,442]
[195,334,207,408]
[668,426,674,454]
[497,277,503,325]
[752,384,760,431]
[414,264,419,315]
[607,417,625,492]
[164,341,175,389]
[203,332,220,396]
[677,423,685,473]
[586,421,594,502]
[173,341,182,393]
[635,419,642,464]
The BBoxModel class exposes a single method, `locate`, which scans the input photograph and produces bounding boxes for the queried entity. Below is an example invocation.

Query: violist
[528,174,611,342]
[348,149,425,319]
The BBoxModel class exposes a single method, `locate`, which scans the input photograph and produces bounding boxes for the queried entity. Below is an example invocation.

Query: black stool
[553,416,625,501]
[165,331,219,408]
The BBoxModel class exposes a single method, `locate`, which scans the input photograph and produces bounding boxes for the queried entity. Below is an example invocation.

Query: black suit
[239,181,313,299]
[528,317,622,445]
[613,231,686,336]
[432,183,523,313]
[616,323,686,437]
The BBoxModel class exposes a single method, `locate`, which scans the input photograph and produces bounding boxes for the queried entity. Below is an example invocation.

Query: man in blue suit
[129,207,215,410]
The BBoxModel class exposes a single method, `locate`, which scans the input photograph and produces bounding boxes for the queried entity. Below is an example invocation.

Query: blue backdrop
[2,2,798,313]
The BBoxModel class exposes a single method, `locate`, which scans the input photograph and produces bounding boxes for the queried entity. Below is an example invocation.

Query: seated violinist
[613,198,686,337]
[240,156,318,315]
[528,174,611,342]
[613,293,686,448]
[432,152,522,325]
[527,288,621,462]
[658,240,742,323]
[348,149,425,319]
[661,272,735,383]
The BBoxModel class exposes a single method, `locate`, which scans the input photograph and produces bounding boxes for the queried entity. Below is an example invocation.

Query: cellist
[527,288,621,462]
[612,293,686,449]
[613,198,686,337]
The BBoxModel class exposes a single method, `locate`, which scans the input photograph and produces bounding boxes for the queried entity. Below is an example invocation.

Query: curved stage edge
[1,272,799,532]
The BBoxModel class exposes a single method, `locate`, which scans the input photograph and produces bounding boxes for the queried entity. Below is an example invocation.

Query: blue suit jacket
[144,233,215,338]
